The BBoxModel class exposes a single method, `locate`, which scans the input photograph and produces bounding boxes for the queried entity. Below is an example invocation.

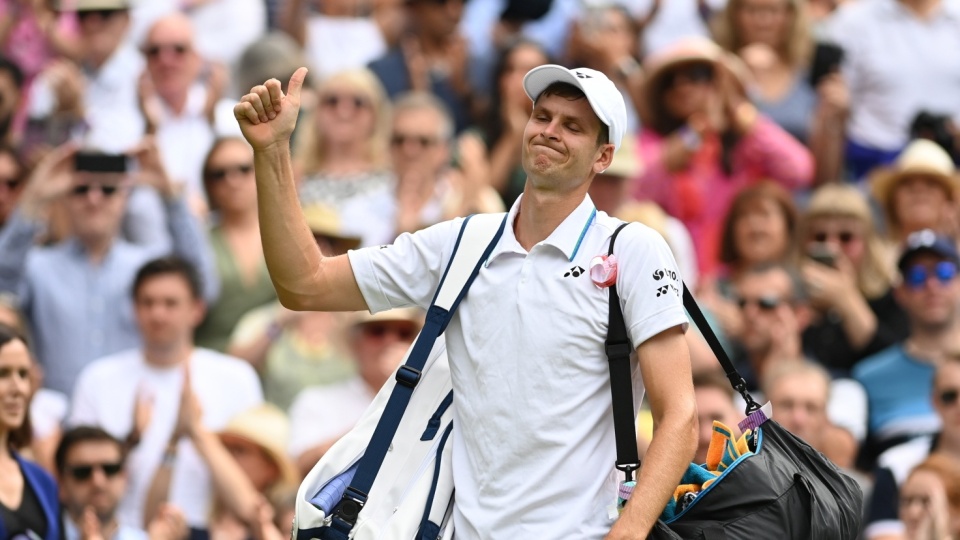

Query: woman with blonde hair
[798,184,909,374]
[712,0,849,184]
[294,68,393,246]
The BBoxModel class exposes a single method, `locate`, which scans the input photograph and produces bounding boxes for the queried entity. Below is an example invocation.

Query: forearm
[836,292,877,351]
[226,329,276,370]
[611,408,697,537]
[809,112,846,185]
[191,427,262,524]
[0,210,41,293]
[279,0,308,46]
[143,442,177,528]
[740,117,814,189]
[164,194,221,302]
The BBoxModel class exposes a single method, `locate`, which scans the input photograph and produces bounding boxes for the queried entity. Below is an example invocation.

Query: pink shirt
[632,116,813,276]
[0,1,78,81]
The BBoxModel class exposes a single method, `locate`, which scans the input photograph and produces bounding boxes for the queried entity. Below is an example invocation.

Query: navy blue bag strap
[606,223,761,484]
[326,213,507,537]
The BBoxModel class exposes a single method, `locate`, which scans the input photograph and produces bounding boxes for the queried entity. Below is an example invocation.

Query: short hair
[55,426,124,475]
[0,56,24,89]
[719,181,798,266]
[392,91,455,142]
[535,82,610,148]
[736,262,806,302]
[693,369,736,401]
[131,256,203,300]
[761,360,831,402]
[0,323,31,450]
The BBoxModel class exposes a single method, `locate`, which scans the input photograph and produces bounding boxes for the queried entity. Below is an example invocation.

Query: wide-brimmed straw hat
[871,139,959,226]
[218,404,300,488]
[638,37,752,132]
[302,204,363,254]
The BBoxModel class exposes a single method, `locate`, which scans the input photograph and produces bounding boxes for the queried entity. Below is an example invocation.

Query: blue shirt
[853,344,939,440]
[0,196,219,396]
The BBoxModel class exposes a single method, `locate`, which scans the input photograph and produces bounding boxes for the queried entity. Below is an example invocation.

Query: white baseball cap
[522,65,627,151]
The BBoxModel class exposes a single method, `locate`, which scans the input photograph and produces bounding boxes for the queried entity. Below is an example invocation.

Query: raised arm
[606,326,697,540]
[234,68,367,312]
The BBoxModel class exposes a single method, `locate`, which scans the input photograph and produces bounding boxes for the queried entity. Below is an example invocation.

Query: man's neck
[80,235,115,265]
[160,89,190,116]
[143,341,193,368]
[513,185,589,252]
[905,321,960,363]
[900,0,941,18]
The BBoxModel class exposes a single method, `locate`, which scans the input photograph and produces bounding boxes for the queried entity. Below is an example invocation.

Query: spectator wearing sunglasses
[854,229,960,467]
[799,184,908,376]
[293,68,393,247]
[632,37,813,277]
[56,426,188,540]
[371,91,501,244]
[194,137,276,353]
[871,139,960,247]
[138,13,224,212]
[68,257,261,533]
[288,307,423,478]
[0,323,60,540]
[29,0,144,154]
[729,263,868,452]
[865,356,960,540]
[0,141,218,398]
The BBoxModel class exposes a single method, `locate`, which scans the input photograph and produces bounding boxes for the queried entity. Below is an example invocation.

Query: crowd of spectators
[0,0,959,538]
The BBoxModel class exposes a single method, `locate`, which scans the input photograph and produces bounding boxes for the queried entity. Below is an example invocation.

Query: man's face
[59,440,126,522]
[65,172,127,244]
[144,17,201,99]
[734,268,796,355]
[521,93,612,192]
[390,107,449,179]
[895,253,960,331]
[933,363,960,437]
[694,386,740,464]
[0,152,22,225]
[767,371,829,445]
[351,319,419,386]
[78,9,130,64]
[134,274,204,351]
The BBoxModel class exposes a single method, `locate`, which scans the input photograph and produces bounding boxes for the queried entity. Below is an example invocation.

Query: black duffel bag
[605,224,864,539]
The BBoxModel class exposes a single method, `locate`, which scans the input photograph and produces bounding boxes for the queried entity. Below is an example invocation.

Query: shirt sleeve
[614,222,689,349]
[347,218,462,314]
[67,368,98,428]
[162,196,221,303]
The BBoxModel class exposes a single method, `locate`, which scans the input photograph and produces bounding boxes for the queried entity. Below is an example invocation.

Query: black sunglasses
[145,43,189,59]
[320,94,370,110]
[941,389,960,406]
[67,462,124,481]
[812,231,857,244]
[0,179,20,190]
[737,295,783,311]
[391,134,440,149]
[205,164,254,183]
[77,9,125,21]
[361,323,417,342]
[71,184,120,197]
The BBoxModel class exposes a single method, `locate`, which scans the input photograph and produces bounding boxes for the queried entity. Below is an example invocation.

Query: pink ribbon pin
[589,254,618,288]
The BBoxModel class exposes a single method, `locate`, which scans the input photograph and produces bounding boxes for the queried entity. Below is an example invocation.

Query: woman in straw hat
[632,37,813,277]
[871,139,960,248]
[797,184,908,374]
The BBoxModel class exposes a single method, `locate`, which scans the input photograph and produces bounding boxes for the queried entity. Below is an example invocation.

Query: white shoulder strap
[432,213,507,312]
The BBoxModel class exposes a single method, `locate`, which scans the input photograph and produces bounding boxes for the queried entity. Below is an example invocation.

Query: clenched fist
[234,67,308,151]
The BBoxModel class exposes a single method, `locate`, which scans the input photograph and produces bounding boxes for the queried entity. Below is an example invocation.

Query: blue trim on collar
[569,207,597,262]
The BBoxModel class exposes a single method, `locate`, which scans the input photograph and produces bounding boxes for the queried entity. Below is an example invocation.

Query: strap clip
[396,365,422,389]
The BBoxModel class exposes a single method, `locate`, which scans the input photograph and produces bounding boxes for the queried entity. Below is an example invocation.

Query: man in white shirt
[236,62,696,538]
[825,0,960,178]
[69,257,262,532]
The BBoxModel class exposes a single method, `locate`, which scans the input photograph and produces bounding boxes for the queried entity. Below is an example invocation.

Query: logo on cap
[575,72,593,79]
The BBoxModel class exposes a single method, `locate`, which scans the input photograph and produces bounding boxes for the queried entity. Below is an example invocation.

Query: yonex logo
[564,266,585,278]
[575,72,592,79]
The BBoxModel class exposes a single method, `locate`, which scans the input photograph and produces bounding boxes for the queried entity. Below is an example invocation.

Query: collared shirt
[348,194,688,539]
[64,519,147,540]
[0,197,219,396]
[156,83,215,200]
[825,0,960,150]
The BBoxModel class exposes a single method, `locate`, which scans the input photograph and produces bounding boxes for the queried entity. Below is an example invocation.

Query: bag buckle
[616,462,639,482]
[396,365,422,388]
[605,341,633,360]
[331,486,368,528]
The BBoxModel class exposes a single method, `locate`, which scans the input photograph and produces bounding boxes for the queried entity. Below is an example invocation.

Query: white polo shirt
[825,0,960,150]
[348,194,688,539]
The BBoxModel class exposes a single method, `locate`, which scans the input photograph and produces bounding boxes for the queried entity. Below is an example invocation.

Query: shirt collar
[486,193,598,265]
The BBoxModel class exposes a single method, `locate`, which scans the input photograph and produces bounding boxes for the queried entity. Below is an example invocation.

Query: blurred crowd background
[0,0,959,538]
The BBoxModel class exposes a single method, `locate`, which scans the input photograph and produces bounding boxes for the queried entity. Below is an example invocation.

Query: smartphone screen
[75,152,128,173]
[809,42,844,88]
